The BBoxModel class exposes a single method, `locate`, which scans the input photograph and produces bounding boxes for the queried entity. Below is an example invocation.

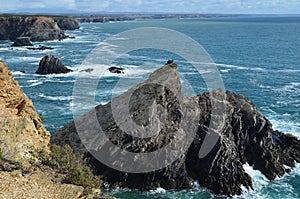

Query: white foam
[268,117,300,138]
[216,63,266,72]
[150,187,166,194]
[12,71,27,76]
[220,69,231,73]
[29,81,43,87]
[27,79,39,83]
[38,94,73,101]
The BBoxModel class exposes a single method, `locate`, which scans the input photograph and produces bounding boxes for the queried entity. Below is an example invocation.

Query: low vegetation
[37,144,102,194]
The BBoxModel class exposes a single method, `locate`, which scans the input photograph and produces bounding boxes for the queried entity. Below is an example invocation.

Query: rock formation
[11,37,33,47]
[36,54,73,75]
[0,61,50,166]
[52,62,300,196]
[0,16,77,42]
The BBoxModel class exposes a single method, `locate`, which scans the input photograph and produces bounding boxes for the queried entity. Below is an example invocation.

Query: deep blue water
[0,16,299,199]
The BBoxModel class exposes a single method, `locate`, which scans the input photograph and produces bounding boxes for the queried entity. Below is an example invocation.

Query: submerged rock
[52,62,300,196]
[36,54,73,75]
[11,37,33,47]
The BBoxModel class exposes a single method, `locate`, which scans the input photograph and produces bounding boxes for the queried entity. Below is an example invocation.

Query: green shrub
[64,165,102,193]
[50,144,76,172]
[36,144,102,193]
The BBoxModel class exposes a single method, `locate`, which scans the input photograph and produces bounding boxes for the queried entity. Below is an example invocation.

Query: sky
[0,0,300,14]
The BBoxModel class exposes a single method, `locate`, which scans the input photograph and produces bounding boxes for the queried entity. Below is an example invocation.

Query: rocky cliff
[0,61,50,166]
[0,16,78,42]
[0,61,110,199]
[52,62,300,196]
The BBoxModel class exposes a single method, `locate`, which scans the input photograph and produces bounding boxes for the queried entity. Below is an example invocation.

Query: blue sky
[0,0,299,14]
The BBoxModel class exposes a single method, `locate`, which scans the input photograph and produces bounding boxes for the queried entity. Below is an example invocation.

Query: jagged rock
[36,54,73,75]
[0,61,50,166]
[27,45,54,51]
[11,37,33,47]
[108,66,124,74]
[0,16,67,42]
[51,62,300,196]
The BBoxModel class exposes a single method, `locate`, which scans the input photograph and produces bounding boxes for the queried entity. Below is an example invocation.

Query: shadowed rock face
[36,54,73,75]
[51,62,300,196]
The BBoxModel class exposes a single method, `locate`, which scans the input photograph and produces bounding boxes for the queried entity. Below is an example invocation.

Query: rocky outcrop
[0,61,50,166]
[52,62,300,196]
[36,54,73,75]
[54,17,80,30]
[108,66,125,74]
[11,37,33,47]
[0,16,70,42]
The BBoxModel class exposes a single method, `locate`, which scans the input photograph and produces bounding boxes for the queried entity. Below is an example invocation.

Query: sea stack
[36,54,73,75]
[51,61,300,196]
[11,37,33,47]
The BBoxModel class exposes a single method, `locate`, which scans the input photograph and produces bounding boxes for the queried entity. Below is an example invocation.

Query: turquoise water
[0,16,299,198]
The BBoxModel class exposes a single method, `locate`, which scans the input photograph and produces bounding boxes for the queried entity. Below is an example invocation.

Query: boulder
[51,62,300,196]
[11,37,33,47]
[36,54,73,75]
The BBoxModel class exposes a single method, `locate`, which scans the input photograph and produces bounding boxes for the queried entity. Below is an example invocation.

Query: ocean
[0,16,299,198]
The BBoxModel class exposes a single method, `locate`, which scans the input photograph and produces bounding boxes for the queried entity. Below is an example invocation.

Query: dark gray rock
[36,54,72,75]
[51,62,300,196]
[11,37,33,47]
[108,66,124,74]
